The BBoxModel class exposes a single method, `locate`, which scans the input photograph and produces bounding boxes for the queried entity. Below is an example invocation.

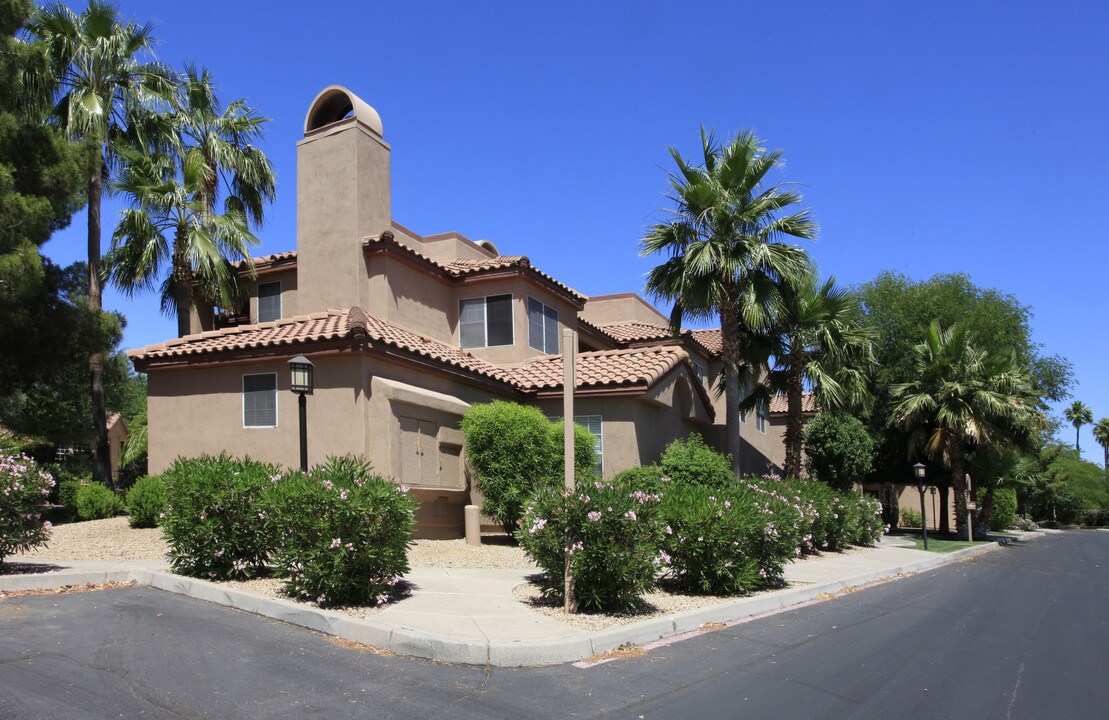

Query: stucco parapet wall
[363,230,587,307]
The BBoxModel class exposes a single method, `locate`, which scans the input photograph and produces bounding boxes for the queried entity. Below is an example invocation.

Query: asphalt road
[1,532,1105,719]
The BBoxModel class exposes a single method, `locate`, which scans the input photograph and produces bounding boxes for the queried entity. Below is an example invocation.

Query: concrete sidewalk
[1,532,1043,666]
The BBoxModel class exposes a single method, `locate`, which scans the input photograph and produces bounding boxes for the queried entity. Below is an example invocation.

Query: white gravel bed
[14,517,168,562]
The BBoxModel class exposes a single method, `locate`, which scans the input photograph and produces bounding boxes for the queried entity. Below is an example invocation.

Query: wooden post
[562,328,577,614]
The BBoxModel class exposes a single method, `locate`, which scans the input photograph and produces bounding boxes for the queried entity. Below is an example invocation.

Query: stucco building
[129,86,791,537]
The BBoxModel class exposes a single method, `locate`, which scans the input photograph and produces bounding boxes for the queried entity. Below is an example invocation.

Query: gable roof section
[363,230,586,307]
[128,308,700,404]
[590,321,722,358]
[768,393,817,415]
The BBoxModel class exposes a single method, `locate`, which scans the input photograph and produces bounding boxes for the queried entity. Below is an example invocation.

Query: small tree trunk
[87,154,112,490]
[783,348,804,479]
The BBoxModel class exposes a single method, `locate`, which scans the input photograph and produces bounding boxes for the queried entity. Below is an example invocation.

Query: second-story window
[257,281,281,323]
[460,294,513,348]
[527,297,559,354]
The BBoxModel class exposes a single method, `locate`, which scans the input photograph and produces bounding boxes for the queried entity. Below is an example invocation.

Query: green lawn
[906,537,988,553]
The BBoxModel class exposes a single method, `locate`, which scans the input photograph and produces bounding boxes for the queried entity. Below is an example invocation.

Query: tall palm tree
[24,0,174,488]
[641,129,815,475]
[1063,400,1093,452]
[889,321,1037,539]
[759,264,875,478]
[108,66,275,336]
[1093,417,1109,480]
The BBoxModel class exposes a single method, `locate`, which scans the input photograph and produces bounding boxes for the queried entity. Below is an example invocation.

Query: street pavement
[1,531,1104,719]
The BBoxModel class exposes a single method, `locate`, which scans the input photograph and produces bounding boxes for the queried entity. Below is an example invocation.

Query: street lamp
[288,355,314,471]
[913,462,929,550]
[929,486,937,533]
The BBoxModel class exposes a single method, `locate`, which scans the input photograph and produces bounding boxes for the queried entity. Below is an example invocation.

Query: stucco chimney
[296,86,390,313]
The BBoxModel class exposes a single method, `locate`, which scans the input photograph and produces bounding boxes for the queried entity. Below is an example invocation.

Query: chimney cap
[304,85,383,137]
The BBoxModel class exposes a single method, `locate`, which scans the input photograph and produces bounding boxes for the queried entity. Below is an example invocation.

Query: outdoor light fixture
[288,355,315,471]
[289,355,314,394]
[913,462,929,550]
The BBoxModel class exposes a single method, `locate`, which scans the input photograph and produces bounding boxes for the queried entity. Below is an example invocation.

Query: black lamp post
[913,462,929,550]
[288,355,314,471]
[929,486,937,533]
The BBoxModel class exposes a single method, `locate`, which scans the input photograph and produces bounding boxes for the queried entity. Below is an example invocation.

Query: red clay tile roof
[129,308,700,397]
[510,346,689,391]
[689,328,722,355]
[768,393,816,415]
[591,322,722,358]
[230,251,297,270]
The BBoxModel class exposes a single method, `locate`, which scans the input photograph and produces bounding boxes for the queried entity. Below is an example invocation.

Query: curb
[1,534,1037,667]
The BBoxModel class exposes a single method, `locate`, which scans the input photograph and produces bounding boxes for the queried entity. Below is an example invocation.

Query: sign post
[562,329,577,614]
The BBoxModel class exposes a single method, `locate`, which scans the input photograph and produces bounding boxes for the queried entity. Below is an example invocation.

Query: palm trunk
[783,347,804,479]
[720,300,743,477]
[174,226,193,337]
[1075,426,1080,452]
[87,153,112,490]
[938,485,950,534]
[949,436,969,540]
[980,485,996,534]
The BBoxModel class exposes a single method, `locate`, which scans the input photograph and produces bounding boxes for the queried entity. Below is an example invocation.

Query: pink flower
[664,525,673,535]
[624,510,637,522]
[587,511,602,522]
[330,538,342,548]
[42,521,53,531]
[529,517,547,534]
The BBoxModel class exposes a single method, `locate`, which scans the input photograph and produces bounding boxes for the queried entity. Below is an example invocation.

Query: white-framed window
[460,294,513,348]
[756,404,767,433]
[550,414,603,476]
[691,360,705,383]
[527,297,559,354]
[243,373,277,428]
[257,281,281,323]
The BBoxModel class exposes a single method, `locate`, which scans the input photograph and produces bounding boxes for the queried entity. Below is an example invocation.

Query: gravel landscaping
[14,517,167,562]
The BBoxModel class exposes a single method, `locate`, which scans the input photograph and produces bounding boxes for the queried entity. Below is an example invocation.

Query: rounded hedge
[125,476,167,528]
[75,483,123,521]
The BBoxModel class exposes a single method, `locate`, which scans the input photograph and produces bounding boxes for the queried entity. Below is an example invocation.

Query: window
[756,404,767,433]
[527,297,559,353]
[243,373,277,427]
[460,294,513,348]
[257,281,281,323]
[691,360,705,383]
[551,414,603,476]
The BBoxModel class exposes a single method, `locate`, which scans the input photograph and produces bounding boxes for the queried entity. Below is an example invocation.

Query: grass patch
[906,537,987,553]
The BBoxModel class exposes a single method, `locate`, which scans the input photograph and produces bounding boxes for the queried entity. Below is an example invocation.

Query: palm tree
[107,66,275,336]
[760,264,875,478]
[1063,400,1093,452]
[641,129,815,475]
[889,321,1037,539]
[24,0,175,488]
[1093,417,1109,480]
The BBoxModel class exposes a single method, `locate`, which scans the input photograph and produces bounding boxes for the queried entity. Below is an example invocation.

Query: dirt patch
[0,580,137,601]
[327,636,394,656]
[582,644,646,664]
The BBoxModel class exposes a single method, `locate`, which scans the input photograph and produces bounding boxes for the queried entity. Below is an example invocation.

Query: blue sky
[40,0,1108,461]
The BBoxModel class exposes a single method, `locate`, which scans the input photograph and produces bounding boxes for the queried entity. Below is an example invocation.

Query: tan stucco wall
[896,485,957,531]
[454,277,581,365]
[410,232,495,265]
[365,255,455,344]
[248,269,298,322]
[296,119,390,315]
[580,294,669,327]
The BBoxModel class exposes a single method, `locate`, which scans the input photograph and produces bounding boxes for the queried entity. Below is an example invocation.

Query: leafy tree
[757,266,874,478]
[1024,445,1108,522]
[107,65,275,336]
[1063,400,1093,453]
[803,412,875,492]
[1093,417,1109,479]
[641,129,814,475]
[24,0,174,487]
[889,321,1043,538]
[0,0,85,397]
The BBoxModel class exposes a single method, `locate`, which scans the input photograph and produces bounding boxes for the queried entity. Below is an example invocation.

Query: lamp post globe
[288,356,314,471]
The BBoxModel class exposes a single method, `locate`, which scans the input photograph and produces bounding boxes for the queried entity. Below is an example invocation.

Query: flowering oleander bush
[125,476,168,528]
[844,492,885,545]
[517,480,665,612]
[658,483,799,594]
[265,456,417,608]
[611,465,667,494]
[75,482,124,520]
[461,402,598,534]
[0,453,55,564]
[162,455,278,580]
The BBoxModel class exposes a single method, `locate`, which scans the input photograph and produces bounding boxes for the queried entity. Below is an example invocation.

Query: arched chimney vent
[304,85,383,137]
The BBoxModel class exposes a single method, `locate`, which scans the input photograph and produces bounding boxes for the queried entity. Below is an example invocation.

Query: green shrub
[75,483,123,520]
[1,453,56,563]
[773,478,854,552]
[611,465,666,494]
[988,487,1018,531]
[57,480,83,519]
[659,434,732,487]
[265,456,416,607]
[803,412,875,491]
[162,454,278,580]
[517,480,664,612]
[844,492,885,545]
[900,507,923,528]
[461,401,597,533]
[659,483,798,594]
[125,476,168,528]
